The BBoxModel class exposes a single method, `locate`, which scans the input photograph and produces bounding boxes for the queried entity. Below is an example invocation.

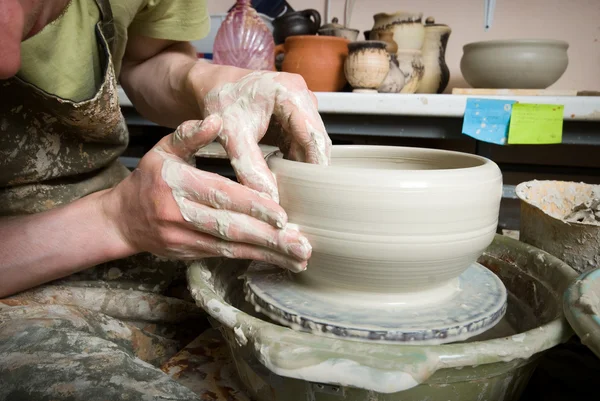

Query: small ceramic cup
[344,41,390,93]
[397,49,424,93]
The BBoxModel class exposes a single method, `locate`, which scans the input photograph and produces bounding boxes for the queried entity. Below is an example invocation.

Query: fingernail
[287,260,308,273]
[274,211,287,228]
[289,236,312,260]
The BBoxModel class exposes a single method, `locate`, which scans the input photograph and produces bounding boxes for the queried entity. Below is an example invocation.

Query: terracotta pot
[371,11,425,51]
[344,41,390,93]
[272,9,321,45]
[417,18,452,93]
[274,35,350,92]
[397,49,425,93]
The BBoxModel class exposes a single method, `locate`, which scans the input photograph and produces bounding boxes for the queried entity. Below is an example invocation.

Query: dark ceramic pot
[273,9,321,44]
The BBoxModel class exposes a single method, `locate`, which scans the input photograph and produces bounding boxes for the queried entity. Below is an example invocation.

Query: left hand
[189,67,332,202]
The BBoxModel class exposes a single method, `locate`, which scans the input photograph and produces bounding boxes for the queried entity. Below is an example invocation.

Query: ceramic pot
[371,11,425,51]
[267,145,502,292]
[417,19,451,93]
[516,180,600,274]
[376,31,398,54]
[363,30,372,40]
[376,32,404,93]
[378,54,405,93]
[344,41,390,93]
[397,49,425,93]
[275,35,349,92]
[460,39,569,89]
[272,9,321,45]
[318,17,359,41]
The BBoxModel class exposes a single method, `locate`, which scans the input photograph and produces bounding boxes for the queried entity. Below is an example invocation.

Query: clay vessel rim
[464,39,569,51]
[515,180,600,227]
[318,27,360,34]
[425,24,451,30]
[284,35,350,44]
[373,11,423,19]
[267,145,497,176]
[348,40,388,50]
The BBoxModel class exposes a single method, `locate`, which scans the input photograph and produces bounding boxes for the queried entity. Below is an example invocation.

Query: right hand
[100,116,311,272]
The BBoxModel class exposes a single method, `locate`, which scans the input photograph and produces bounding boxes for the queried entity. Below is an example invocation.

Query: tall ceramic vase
[213,0,275,70]
[417,18,452,93]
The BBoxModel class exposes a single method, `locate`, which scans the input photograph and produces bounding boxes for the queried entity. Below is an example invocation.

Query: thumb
[160,115,223,161]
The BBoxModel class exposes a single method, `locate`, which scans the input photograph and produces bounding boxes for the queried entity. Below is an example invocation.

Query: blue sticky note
[462,98,517,145]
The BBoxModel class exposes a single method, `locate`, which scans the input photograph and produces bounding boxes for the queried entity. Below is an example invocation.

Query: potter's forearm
[120,40,200,128]
[120,37,251,128]
[0,191,134,297]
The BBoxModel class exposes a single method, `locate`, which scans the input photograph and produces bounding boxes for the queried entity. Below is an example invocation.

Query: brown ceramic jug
[274,36,350,92]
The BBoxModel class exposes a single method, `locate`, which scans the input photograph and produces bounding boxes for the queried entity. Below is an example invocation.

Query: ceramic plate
[244,262,507,345]
[564,268,600,358]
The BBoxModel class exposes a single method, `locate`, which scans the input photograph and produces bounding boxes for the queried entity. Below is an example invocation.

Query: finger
[160,115,223,163]
[282,106,331,165]
[176,196,311,261]
[218,126,280,202]
[170,231,308,272]
[275,90,331,165]
[162,159,288,228]
[287,139,307,162]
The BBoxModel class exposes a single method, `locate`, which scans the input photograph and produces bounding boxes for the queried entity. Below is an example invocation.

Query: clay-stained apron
[0,0,225,399]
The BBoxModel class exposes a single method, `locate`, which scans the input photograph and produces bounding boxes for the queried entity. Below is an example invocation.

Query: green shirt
[18,0,209,102]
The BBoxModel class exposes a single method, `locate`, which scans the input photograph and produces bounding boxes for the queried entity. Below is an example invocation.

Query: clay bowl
[268,145,502,293]
[460,39,569,89]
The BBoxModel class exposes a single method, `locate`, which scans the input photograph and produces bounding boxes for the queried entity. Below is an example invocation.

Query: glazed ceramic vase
[397,49,425,93]
[417,18,451,93]
[212,0,275,70]
[344,41,390,93]
[272,9,321,45]
[371,11,425,51]
[275,36,350,92]
[318,17,359,41]
[267,145,502,292]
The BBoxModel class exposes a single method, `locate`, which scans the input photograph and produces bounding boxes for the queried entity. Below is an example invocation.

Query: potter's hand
[101,117,311,272]
[190,66,332,202]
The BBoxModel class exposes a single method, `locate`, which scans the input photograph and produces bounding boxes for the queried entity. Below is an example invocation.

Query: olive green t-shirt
[17,0,209,102]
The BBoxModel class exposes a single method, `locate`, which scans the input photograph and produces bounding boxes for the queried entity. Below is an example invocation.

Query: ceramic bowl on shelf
[267,145,502,293]
[460,39,569,89]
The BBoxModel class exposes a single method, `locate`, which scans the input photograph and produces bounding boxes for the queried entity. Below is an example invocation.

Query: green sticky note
[507,103,564,144]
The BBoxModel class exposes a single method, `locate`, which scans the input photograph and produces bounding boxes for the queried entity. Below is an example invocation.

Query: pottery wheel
[243,262,507,344]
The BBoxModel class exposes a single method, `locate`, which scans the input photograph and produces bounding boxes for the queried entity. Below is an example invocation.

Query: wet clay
[267,145,502,293]
[564,198,600,224]
[517,180,600,274]
[577,278,600,316]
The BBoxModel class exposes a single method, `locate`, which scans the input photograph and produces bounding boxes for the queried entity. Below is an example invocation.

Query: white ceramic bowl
[460,39,569,89]
[268,145,502,293]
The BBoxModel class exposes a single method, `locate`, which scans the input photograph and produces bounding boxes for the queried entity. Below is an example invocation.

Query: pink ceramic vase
[213,0,275,70]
